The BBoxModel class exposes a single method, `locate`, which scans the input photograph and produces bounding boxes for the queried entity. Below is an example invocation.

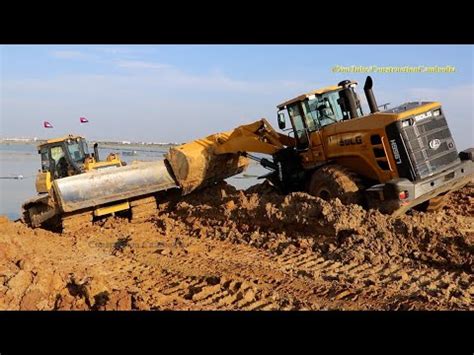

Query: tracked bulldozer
[22,76,473,232]
[22,134,248,232]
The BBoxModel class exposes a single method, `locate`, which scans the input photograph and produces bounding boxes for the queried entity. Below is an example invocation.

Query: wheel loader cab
[278,81,363,153]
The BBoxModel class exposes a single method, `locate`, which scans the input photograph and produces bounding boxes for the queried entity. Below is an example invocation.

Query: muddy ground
[0,182,472,310]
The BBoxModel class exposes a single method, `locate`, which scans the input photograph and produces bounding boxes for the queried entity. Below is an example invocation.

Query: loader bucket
[166,131,249,194]
[53,160,178,213]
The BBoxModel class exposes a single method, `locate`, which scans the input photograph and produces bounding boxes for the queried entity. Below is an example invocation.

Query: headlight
[402,119,411,127]
[433,109,441,116]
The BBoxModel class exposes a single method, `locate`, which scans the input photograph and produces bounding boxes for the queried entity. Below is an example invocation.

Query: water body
[0,143,267,220]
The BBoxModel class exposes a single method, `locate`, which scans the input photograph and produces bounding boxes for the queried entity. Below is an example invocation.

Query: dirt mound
[158,182,473,272]
[444,182,474,216]
[1,182,472,310]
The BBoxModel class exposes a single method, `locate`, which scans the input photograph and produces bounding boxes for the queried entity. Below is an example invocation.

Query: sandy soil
[0,182,472,310]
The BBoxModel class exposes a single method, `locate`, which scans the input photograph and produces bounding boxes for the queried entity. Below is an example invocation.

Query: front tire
[307,165,362,205]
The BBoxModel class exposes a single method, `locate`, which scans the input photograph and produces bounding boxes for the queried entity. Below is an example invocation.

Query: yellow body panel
[35,171,52,193]
[214,119,288,155]
[94,201,130,217]
[313,102,442,183]
[83,156,122,171]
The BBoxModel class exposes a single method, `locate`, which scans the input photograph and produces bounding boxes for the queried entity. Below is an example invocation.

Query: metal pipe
[345,89,359,119]
[93,143,100,162]
[243,152,277,171]
[363,76,379,114]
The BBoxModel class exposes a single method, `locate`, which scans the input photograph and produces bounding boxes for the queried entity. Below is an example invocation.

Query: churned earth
[0,182,472,310]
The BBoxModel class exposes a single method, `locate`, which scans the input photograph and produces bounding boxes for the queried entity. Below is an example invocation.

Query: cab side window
[50,146,68,178]
[302,101,319,131]
[288,104,310,150]
[40,148,50,172]
[306,92,345,128]
[325,93,344,121]
[50,146,65,164]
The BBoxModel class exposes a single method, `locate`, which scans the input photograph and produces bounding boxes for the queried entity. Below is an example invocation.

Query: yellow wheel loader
[22,76,473,232]
[167,76,473,215]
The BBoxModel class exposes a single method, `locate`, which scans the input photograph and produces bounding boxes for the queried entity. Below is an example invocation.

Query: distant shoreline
[0,138,180,148]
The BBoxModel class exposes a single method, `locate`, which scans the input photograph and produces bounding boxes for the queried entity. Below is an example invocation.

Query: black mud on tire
[307,165,362,205]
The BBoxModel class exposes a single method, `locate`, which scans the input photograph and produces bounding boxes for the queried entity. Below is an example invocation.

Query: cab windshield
[302,91,345,130]
[66,138,88,163]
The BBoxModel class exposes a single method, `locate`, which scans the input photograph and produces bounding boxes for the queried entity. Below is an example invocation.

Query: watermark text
[331,65,456,73]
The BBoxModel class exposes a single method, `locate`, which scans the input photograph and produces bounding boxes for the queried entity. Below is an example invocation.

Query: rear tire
[307,165,362,205]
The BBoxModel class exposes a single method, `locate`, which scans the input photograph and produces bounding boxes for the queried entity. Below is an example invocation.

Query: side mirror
[277,112,286,130]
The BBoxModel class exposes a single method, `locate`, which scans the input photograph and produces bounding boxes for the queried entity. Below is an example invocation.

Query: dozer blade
[53,160,178,213]
[166,130,249,194]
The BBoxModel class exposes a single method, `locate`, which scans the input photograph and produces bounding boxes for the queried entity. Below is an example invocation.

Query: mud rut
[0,182,472,310]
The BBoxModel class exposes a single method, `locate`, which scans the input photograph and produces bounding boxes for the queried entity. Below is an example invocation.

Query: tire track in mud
[75,192,474,311]
[156,234,472,310]
[2,183,473,310]
[119,244,289,310]
[108,230,471,310]
[59,228,287,310]
[145,181,473,310]
[271,248,472,310]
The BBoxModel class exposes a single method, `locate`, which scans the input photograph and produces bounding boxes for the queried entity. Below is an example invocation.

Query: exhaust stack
[364,76,379,114]
[93,143,100,161]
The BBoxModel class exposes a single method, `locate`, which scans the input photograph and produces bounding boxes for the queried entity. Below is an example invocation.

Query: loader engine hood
[385,102,460,181]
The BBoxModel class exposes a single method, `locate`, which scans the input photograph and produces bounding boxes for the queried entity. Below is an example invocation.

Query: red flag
[43,121,53,128]
[80,117,89,123]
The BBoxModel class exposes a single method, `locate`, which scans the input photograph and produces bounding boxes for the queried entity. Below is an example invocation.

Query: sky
[0,45,473,149]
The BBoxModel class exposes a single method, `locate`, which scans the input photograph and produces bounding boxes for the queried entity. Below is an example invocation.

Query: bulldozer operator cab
[35,135,123,194]
[39,136,89,179]
[277,80,363,151]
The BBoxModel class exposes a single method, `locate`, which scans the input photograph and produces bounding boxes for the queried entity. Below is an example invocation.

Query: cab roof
[37,134,84,148]
[277,81,358,110]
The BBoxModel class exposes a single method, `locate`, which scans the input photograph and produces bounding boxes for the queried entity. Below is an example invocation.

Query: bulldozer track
[61,211,93,234]
[130,196,158,223]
